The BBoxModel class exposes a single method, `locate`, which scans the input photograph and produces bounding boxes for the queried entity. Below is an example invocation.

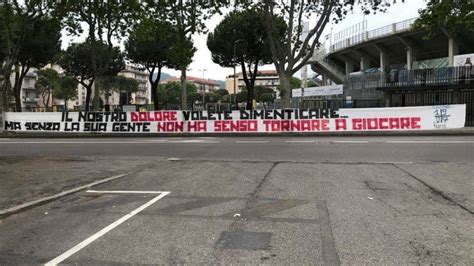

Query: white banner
[339,105,466,130]
[3,105,466,133]
[292,85,343,98]
[454,53,474,67]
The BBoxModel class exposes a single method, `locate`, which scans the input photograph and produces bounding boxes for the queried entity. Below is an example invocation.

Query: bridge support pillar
[322,75,330,86]
[360,57,370,72]
[383,91,391,107]
[345,61,354,76]
[406,48,416,70]
[448,37,459,66]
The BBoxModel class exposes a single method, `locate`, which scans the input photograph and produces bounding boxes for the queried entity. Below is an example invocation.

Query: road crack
[392,164,473,215]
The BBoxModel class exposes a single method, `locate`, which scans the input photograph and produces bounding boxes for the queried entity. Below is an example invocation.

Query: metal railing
[329,17,417,53]
[346,66,474,90]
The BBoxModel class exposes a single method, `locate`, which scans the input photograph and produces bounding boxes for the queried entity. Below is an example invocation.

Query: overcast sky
[62,0,428,81]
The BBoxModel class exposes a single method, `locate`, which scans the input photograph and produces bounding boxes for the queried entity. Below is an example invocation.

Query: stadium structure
[306,17,474,126]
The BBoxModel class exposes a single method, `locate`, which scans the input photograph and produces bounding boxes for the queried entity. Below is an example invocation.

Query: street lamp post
[199,69,207,108]
[233,44,237,109]
[233,39,241,109]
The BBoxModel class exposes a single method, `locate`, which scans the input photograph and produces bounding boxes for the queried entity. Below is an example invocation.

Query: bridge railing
[346,66,474,90]
[330,17,417,53]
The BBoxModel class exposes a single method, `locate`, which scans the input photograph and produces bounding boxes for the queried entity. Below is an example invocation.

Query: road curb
[1,129,474,138]
[0,172,135,219]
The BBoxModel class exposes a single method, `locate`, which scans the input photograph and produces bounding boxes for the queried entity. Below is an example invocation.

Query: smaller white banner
[339,104,466,130]
[453,53,474,67]
[292,85,343,98]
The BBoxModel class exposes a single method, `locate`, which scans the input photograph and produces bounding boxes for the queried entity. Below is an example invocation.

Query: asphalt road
[0,136,473,264]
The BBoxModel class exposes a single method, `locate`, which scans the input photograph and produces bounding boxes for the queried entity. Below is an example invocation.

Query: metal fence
[330,17,417,53]
[296,99,382,110]
[391,90,474,127]
[347,66,474,90]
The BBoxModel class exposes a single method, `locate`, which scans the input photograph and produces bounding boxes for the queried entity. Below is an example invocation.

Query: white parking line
[168,140,220,144]
[235,141,270,144]
[386,140,474,144]
[333,141,369,144]
[86,190,167,194]
[0,140,220,144]
[45,190,170,266]
[285,140,316,143]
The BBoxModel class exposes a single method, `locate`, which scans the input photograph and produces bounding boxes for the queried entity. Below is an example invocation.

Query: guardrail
[329,17,417,53]
[346,66,474,90]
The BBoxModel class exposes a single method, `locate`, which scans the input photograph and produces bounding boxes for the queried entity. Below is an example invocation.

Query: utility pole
[233,43,237,109]
[199,69,207,108]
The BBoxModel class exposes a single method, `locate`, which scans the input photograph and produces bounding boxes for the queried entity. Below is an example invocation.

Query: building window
[25,79,30,86]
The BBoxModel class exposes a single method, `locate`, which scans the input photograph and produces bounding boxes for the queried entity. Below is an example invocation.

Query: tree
[96,75,139,107]
[290,77,302,89]
[35,69,60,110]
[413,0,474,39]
[55,76,78,110]
[255,86,276,104]
[59,41,124,111]
[125,18,178,110]
[12,16,61,112]
[259,0,394,107]
[307,80,318,87]
[215,89,229,100]
[207,8,286,110]
[156,81,198,109]
[59,0,141,110]
[147,0,224,109]
[116,76,139,105]
[0,0,60,111]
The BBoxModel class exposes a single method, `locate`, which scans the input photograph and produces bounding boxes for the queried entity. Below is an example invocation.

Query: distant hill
[217,80,225,90]
[153,72,172,81]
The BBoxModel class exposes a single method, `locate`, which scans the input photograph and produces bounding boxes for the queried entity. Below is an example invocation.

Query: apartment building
[225,70,280,96]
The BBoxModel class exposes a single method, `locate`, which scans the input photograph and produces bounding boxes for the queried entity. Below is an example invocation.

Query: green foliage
[97,75,139,94]
[96,75,139,106]
[55,76,78,107]
[59,41,124,83]
[0,0,62,110]
[207,8,285,68]
[126,18,177,73]
[215,89,229,98]
[254,86,276,103]
[157,81,198,104]
[126,17,187,110]
[414,0,474,38]
[35,69,60,108]
[207,8,285,109]
[60,0,142,44]
[290,77,302,89]
[58,41,124,110]
[257,0,398,107]
[307,80,318,87]
[17,16,61,68]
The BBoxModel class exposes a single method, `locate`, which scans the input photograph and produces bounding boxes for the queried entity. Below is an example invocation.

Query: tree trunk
[85,85,92,111]
[278,72,291,108]
[92,81,101,111]
[12,65,29,112]
[1,60,14,111]
[151,82,159,111]
[180,68,187,110]
[13,68,22,112]
[246,87,254,110]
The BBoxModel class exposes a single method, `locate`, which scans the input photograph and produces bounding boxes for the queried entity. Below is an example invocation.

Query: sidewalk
[1,127,474,137]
